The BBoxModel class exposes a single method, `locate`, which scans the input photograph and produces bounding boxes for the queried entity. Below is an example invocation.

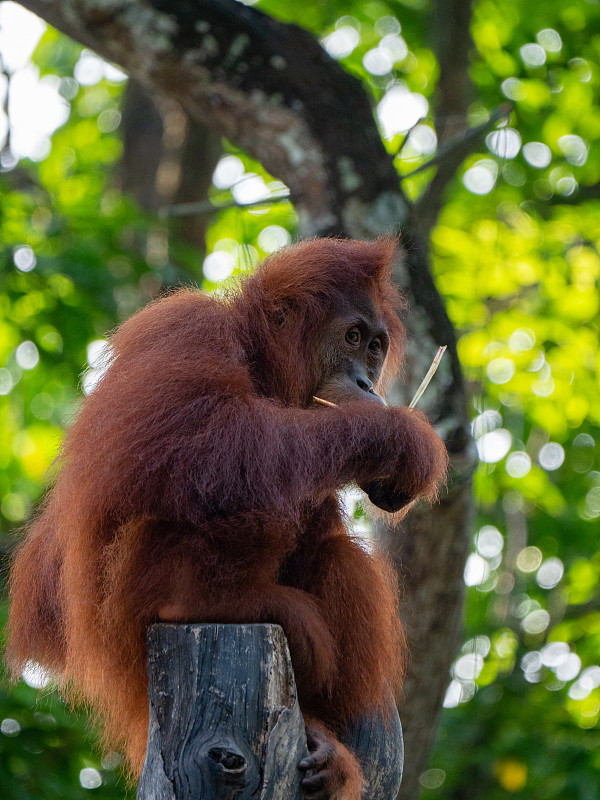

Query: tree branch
[405,103,511,181]
[548,180,600,206]
[158,191,290,218]
[18,0,403,235]
[562,594,600,620]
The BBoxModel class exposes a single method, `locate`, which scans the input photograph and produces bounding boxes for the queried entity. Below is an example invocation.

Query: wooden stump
[137,623,404,800]
[137,623,307,800]
[340,696,404,799]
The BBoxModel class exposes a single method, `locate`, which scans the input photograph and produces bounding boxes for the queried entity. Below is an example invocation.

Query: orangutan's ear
[269,301,292,326]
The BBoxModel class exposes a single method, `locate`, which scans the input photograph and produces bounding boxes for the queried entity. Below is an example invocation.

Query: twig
[312,346,447,411]
[408,346,447,409]
[401,104,512,181]
[313,396,337,408]
[158,191,291,218]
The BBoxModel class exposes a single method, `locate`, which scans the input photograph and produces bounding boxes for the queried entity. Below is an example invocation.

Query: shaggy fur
[7,237,447,796]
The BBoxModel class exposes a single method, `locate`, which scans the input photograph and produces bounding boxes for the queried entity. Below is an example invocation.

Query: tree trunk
[137,623,404,800]
[137,623,307,800]
[119,80,222,253]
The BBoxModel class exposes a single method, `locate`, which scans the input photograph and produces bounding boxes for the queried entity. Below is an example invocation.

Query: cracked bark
[15,1,477,797]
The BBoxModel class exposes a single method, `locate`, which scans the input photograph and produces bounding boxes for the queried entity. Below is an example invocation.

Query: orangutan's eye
[346,328,361,345]
[369,338,382,353]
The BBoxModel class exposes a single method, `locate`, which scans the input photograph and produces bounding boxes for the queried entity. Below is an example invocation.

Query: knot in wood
[207,746,247,774]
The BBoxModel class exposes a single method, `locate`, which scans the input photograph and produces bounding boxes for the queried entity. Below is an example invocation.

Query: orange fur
[6,238,447,784]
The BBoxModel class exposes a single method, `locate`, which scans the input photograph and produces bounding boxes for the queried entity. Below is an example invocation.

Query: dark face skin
[313,308,411,515]
[314,311,389,407]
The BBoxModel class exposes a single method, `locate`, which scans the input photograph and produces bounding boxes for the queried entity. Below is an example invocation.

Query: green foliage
[419,1,600,796]
[0,26,169,797]
[1,0,600,797]
[0,603,134,800]
[0,676,133,800]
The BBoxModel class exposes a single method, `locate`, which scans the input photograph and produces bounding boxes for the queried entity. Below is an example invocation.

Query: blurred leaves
[1,0,600,798]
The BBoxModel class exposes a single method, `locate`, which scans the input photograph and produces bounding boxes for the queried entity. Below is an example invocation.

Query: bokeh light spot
[486,128,521,159]
[523,141,552,168]
[495,759,527,792]
[472,409,502,439]
[540,642,570,668]
[231,174,269,205]
[464,553,490,587]
[501,78,526,101]
[363,48,393,75]
[16,340,39,369]
[322,26,360,60]
[516,546,543,573]
[476,526,504,558]
[520,43,546,67]
[74,50,105,86]
[13,244,36,272]
[558,134,588,167]
[486,358,515,384]
[377,85,428,137]
[463,160,498,195]
[477,429,512,463]
[258,225,291,254]
[22,661,49,689]
[555,653,581,682]
[537,28,562,52]
[406,124,437,155]
[538,442,565,470]
[522,608,550,634]
[212,155,245,189]
[536,557,564,589]
[509,328,535,352]
[0,368,14,395]
[79,768,102,790]
[203,251,235,282]
[506,452,531,478]
[1,718,21,736]
[420,769,446,789]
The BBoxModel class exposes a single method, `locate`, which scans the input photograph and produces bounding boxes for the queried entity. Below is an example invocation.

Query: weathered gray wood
[137,623,307,800]
[137,623,403,800]
[341,691,404,799]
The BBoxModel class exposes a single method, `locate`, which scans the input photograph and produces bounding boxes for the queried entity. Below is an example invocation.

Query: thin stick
[401,104,511,181]
[158,191,290,218]
[313,346,447,411]
[313,396,337,408]
[408,346,447,409]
